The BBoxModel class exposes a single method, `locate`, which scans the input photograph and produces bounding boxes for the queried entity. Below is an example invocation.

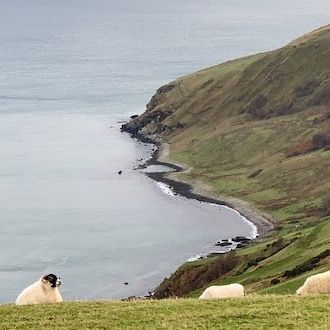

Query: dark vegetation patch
[312,132,330,149]
[282,249,330,278]
[286,132,330,157]
[310,84,330,106]
[294,79,321,98]
[244,94,268,118]
[244,97,296,119]
[270,101,294,117]
[322,196,330,216]
[245,238,291,269]
[271,278,281,285]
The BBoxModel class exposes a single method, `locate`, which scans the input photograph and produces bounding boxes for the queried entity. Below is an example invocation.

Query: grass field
[1,296,329,330]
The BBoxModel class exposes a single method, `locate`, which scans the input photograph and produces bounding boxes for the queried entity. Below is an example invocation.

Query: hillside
[122,25,330,297]
[2,296,330,329]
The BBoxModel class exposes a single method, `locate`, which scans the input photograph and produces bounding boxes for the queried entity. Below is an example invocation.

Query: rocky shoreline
[120,123,278,299]
[121,125,276,238]
[119,96,282,298]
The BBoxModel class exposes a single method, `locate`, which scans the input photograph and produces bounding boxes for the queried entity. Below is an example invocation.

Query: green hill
[2,296,330,329]
[122,25,330,297]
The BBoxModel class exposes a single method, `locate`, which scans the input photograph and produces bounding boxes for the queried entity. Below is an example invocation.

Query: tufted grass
[0,295,330,330]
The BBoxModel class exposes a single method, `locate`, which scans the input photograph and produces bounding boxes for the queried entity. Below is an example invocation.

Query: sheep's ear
[41,275,48,283]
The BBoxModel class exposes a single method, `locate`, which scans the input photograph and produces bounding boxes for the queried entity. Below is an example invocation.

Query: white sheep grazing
[296,270,330,296]
[199,283,245,300]
[16,274,63,305]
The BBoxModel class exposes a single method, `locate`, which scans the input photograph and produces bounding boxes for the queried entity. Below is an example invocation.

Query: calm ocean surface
[0,0,329,302]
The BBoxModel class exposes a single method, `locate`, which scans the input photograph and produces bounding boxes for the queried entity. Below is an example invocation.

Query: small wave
[187,255,203,262]
[221,205,258,239]
[156,182,175,196]
[207,203,258,239]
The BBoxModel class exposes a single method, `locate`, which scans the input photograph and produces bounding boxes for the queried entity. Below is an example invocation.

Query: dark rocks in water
[130,114,139,119]
[219,242,232,247]
[214,241,232,247]
[232,236,251,243]
[118,170,122,175]
[237,236,250,241]
[236,243,248,249]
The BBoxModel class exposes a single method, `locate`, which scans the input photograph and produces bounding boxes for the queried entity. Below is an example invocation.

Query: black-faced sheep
[199,283,245,299]
[296,270,330,295]
[15,274,63,305]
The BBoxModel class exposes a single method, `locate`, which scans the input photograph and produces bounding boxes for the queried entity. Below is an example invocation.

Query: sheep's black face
[43,274,61,288]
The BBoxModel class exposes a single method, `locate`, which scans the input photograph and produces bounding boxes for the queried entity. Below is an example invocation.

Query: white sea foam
[156,182,175,196]
[220,205,258,239]
[187,255,203,262]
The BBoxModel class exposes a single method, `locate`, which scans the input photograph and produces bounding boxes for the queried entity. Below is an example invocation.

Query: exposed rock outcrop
[121,83,176,137]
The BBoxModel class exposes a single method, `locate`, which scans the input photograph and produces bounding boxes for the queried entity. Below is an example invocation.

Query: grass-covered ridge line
[122,24,330,297]
[2,296,330,330]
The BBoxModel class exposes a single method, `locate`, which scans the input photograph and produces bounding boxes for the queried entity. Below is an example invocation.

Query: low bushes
[286,132,330,157]
[283,249,330,278]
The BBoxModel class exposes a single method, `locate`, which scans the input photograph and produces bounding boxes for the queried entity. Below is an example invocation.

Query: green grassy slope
[123,25,330,297]
[2,296,330,330]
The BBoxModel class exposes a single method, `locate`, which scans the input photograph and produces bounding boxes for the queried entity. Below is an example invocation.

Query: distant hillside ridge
[122,25,330,297]
[123,24,330,135]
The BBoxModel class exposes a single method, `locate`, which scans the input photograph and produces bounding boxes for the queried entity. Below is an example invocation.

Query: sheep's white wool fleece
[296,270,330,295]
[15,279,63,305]
[199,283,245,299]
